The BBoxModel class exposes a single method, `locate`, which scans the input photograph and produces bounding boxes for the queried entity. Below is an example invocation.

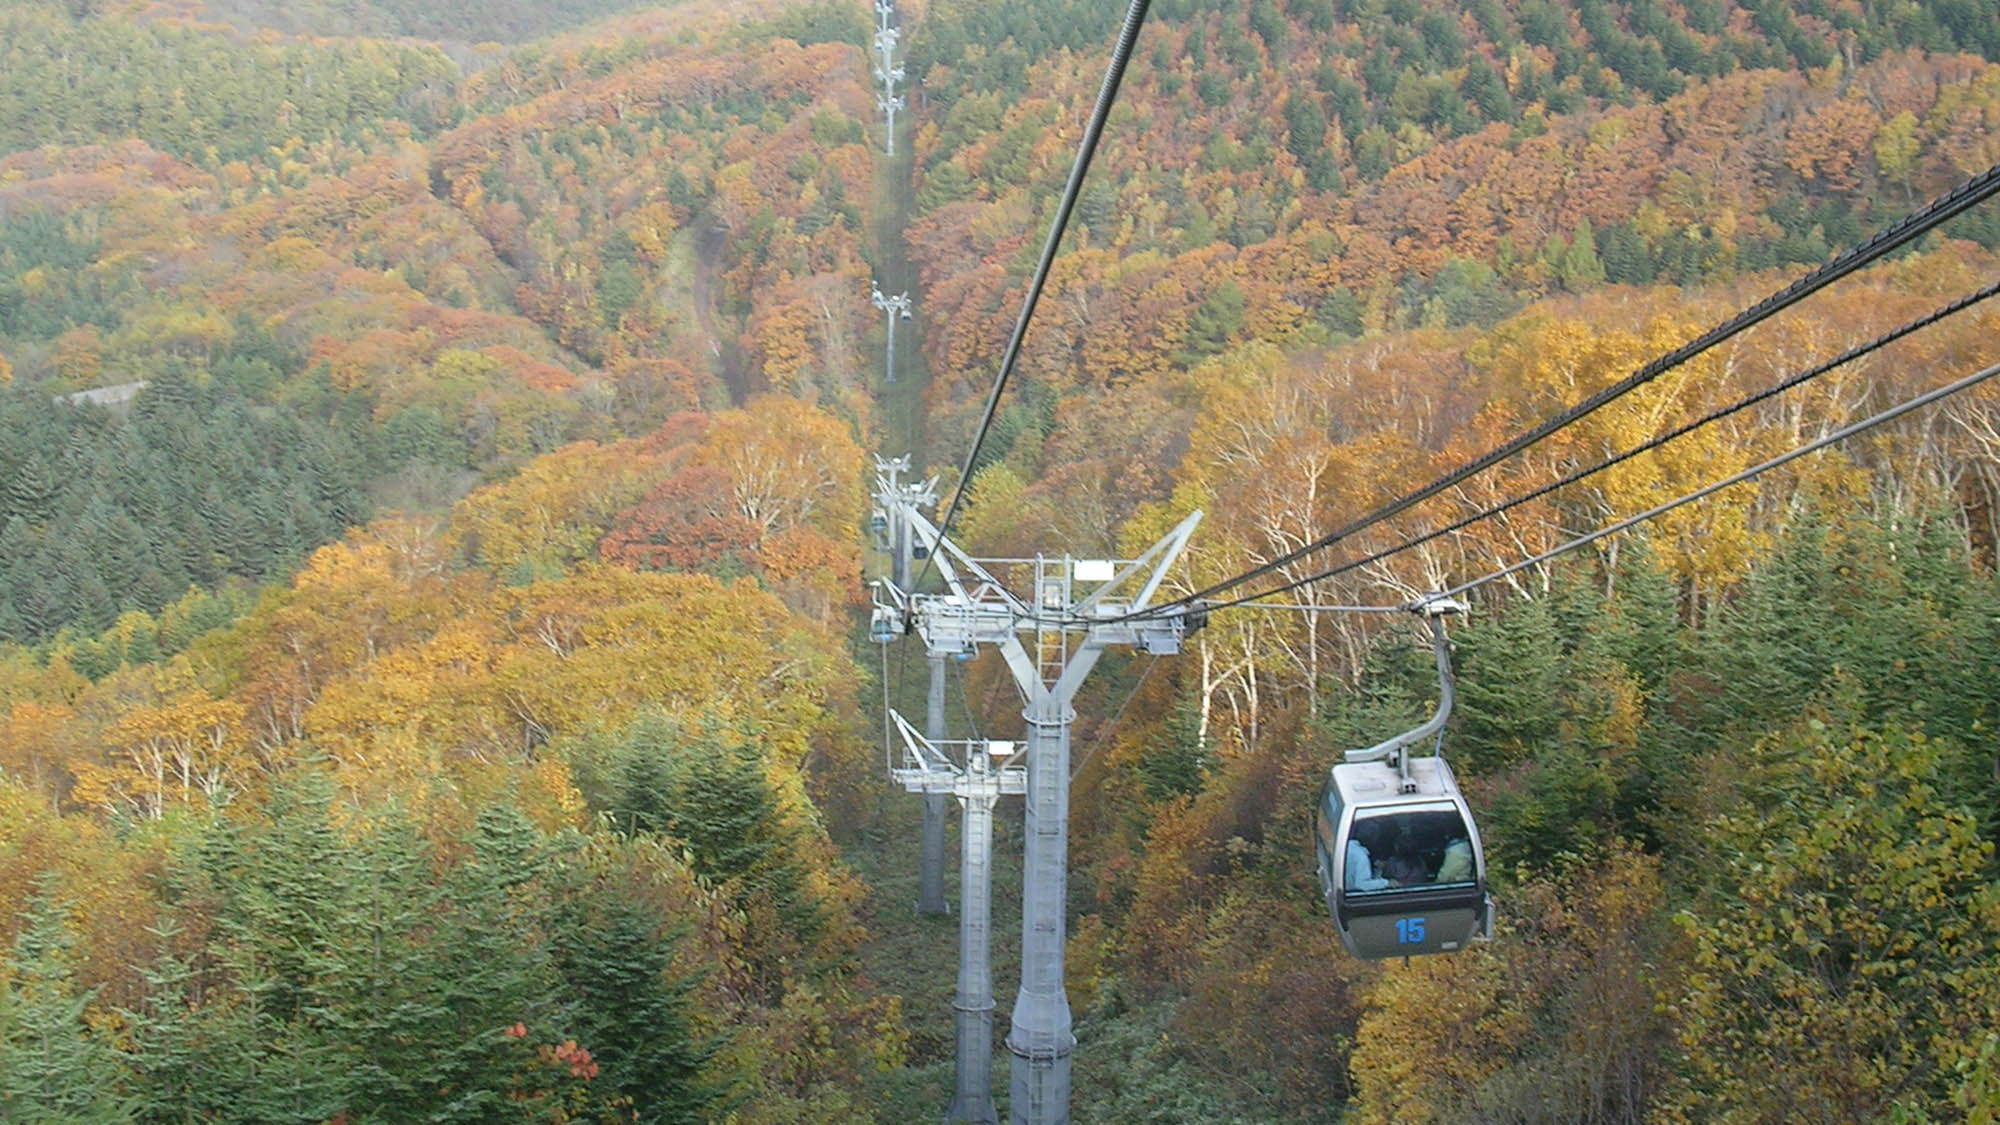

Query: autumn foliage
[2,0,1999,1119]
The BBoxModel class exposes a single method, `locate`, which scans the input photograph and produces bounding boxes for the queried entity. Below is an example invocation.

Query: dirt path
[868,109,931,466]
[845,43,1032,1120]
[690,215,749,405]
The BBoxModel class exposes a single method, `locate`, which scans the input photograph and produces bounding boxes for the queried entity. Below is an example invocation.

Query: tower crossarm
[903,507,1030,615]
[888,710,1028,798]
[911,590,1018,657]
[1068,510,1203,616]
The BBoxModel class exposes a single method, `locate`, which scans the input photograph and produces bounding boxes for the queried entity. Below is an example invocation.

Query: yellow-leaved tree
[690,394,863,545]
[1349,844,1671,1123]
[1466,312,1757,602]
[1660,715,2000,1120]
[70,680,249,819]
[0,700,76,804]
[448,439,668,578]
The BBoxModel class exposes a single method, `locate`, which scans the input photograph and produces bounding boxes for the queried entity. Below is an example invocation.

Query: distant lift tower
[884,711,1022,1125]
[874,25,900,79]
[871,455,933,593]
[874,470,1202,1124]
[874,26,903,154]
[878,91,906,156]
[872,286,912,385]
[872,457,949,917]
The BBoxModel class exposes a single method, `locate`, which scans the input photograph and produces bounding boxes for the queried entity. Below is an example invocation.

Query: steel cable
[1151,161,2000,613]
[1188,277,2000,614]
[912,0,1154,595]
[1438,357,2000,600]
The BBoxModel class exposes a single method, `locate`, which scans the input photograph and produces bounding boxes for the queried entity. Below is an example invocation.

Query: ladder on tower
[1033,557,1070,688]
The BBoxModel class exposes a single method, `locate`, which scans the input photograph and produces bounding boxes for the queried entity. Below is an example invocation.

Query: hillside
[886,1,2000,1118]
[905,0,2000,534]
[0,1,899,1117]
[0,0,1995,1120]
[0,0,881,645]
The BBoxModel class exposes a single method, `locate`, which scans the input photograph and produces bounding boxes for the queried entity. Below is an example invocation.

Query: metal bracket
[888,710,1027,797]
[1409,593,1468,618]
[1346,594,1462,785]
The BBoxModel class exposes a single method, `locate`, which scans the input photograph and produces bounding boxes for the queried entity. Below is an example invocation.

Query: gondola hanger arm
[1346,596,1463,791]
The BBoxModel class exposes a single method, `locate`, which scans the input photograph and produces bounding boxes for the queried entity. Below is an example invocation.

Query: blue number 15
[1396,917,1427,945]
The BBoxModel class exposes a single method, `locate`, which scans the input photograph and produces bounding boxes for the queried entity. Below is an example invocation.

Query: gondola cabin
[869,606,900,644]
[1314,757,1489,958]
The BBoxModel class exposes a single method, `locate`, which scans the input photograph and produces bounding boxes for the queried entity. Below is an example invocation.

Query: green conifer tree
[1558,219,1607,291]
[1139,690,1210,802]
[1454,594,1566,775]
[550,841,722,1123]
[0,881,134,1122]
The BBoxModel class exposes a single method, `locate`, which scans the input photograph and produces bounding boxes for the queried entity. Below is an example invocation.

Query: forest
[0,0,1997,1119]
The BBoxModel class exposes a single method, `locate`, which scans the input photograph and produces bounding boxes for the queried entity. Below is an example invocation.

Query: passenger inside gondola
[1380,834,1429,887]
[1344,820,1393,891]
[1348,806,1473,890]
[1436,835,1474,884]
